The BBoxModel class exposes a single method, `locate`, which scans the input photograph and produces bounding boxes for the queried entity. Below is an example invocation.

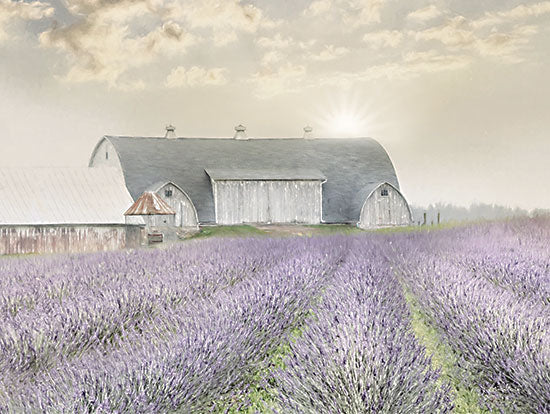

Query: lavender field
[0,218,548,413]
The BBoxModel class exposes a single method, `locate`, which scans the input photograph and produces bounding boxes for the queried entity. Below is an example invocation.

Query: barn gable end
[358,182,413,229]
[146,182,199,228]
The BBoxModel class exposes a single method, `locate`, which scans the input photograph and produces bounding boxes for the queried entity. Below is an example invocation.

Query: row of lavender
[394,217,550,413]
[0,234,450,413]
[0,237,347,412]
[271,239,451,413]
[0,238,298,378]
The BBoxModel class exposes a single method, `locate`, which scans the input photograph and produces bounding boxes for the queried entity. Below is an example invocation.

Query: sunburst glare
[313,89,388,138]
[328,111,365,136]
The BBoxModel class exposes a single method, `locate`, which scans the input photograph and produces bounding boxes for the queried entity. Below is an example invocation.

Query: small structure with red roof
[124,191,176,228]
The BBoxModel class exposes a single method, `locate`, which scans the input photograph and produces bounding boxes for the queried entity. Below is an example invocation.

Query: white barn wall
[213,180,323,225]
[143,215,175,227]
[358,183,412,229]
[89,139,123,170]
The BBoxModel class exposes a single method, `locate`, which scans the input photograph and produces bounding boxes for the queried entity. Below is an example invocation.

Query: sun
[330,111,364,136]
[313,91,382,138]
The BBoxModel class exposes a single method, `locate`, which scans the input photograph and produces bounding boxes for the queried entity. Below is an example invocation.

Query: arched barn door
[358,183,412,229]
[153,182,199,228]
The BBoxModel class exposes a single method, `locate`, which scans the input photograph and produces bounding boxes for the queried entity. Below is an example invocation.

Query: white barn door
[377,196,391,226]
[213,180,322,225]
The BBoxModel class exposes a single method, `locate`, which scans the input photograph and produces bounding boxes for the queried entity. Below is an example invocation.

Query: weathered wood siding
[0,225,142,256]
[213,180,323,225]
[126,215,175,227]
[155,183,198,228]
[358,183,412,229]
[143,215,175,227]
[89,139,123,170]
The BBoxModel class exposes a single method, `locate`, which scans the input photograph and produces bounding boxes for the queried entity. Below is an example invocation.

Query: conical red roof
[124,192,175,216]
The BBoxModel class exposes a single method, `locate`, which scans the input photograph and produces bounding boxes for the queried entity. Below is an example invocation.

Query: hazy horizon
[1,0,549,210]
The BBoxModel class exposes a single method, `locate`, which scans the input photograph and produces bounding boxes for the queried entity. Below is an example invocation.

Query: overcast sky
[1,0,549,210]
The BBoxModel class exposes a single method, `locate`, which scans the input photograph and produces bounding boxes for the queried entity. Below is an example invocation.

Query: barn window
[165,189,173,197]
[381,188,389,197]
[105,151,109,160]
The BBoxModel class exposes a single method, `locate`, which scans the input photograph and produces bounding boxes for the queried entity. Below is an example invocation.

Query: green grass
[368,221,474,235]
[0,252,41,260]
[190,224,364,241]
[212,324,308,413]
[403,290,492,414]
[303,224,363,235]
[370,225,420,234]
[189,225,269,239]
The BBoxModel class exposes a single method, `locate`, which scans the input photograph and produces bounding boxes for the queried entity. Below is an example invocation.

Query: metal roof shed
[0,167,141,255]
[0,167,134,225]
[124,191,176,227]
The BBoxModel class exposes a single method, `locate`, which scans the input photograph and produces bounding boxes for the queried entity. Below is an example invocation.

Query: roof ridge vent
[234,124,248,140]
[303,125,314,139]
[165,124,177,139]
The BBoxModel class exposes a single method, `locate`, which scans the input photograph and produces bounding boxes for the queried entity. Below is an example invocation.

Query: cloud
[316,50,472,88]
[364,50,472,80]
[302,0,386,26]
[0,0,53,19]
[344,0,386,26]
[7,0,548,96]
[472,25,538,63]
[171,0,277,33]
[407,5,442,23]
[473,1,550,29]
[116,79,146,92]
[310,44,349,61]
[165,66,228,88]
[251,62,306,98]
[256,33,293,49]
[261,50,284,65]
[411,14,540,63]
[0,0,54,43]
[39,0,196,88]
[363,30,403,48]
[37,0,280,88]
[303,0,331,16]
[212,30,238,47]
[252,46,472,97]
[412,16,476,47]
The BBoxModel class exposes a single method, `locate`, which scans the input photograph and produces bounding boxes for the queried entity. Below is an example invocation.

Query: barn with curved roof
[89,127,412,228]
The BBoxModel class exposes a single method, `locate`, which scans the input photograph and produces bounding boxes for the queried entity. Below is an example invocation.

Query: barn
[0,168,141,255]
[89,126,412,228]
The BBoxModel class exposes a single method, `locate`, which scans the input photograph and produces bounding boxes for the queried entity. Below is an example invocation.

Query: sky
[0,0,549,210]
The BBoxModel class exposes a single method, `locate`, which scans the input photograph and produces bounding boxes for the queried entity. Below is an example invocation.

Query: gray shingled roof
[101,137,400,224]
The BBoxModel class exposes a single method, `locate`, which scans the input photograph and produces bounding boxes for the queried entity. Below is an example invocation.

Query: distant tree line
[410,202,550,225]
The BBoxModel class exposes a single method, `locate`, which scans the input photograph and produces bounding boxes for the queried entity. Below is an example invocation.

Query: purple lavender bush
[0,237,347,413]
[273,238,452,414]
[394,218,550,413]
[2,218,546,413]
